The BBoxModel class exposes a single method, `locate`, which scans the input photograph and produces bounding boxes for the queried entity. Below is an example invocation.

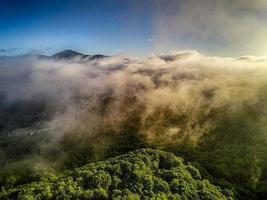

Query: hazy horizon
[1,0,267,57]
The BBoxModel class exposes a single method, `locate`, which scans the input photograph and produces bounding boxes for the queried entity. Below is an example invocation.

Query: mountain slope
[0,49,107,61]
[0,149,233,200]
[51,49,86,60]
[52,49,107,60]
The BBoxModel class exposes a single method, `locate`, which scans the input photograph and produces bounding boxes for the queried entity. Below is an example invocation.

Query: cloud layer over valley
[1,51,267,148]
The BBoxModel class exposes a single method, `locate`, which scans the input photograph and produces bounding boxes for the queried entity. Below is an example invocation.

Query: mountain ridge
[0,49,107,61]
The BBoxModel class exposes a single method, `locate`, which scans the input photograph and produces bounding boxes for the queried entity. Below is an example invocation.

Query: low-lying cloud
[1,51,267,148]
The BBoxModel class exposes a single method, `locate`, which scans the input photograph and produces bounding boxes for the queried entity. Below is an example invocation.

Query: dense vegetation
[1,53,267,199]
[0,95,49,131]
[0,149,233,200]
[1,93,267,199]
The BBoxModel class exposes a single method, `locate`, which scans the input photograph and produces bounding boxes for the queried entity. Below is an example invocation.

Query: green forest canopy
[0,149,233,200]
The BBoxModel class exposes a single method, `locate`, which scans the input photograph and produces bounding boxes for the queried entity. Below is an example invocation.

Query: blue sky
[1,0,267,57]
[0,0,154,56]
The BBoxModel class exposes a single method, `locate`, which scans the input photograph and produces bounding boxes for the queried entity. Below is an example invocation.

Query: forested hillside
[1,51,267,199]
[0,149,233,200]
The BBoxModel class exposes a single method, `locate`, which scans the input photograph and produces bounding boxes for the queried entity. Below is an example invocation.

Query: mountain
[52,49,86,60]
[0,149,233,199]
[52,49,107,60]
[0,49,107,61]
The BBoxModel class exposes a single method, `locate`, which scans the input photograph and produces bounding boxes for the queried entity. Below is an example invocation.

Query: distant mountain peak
[0,49,107,61]
[51,49,107,60]
[52,49,85,59]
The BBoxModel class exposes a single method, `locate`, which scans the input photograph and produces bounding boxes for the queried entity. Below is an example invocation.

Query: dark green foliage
[1,85,267,200]
[0,130,49,162]
[0,157,55,190]
[169,97,267,200]
[0,131,53,189]
[0,149,233,200]
[0,98,48,131]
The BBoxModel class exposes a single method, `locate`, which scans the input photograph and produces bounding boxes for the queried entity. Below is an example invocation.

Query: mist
[1,50,267,199]
[1,51,267,147]
[152,0,267,56]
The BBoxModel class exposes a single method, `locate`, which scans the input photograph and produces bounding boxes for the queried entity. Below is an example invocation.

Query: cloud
[0,48,17,53]
[26,49,45,55]
[1,50,267,146]
[152,0,267,56]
